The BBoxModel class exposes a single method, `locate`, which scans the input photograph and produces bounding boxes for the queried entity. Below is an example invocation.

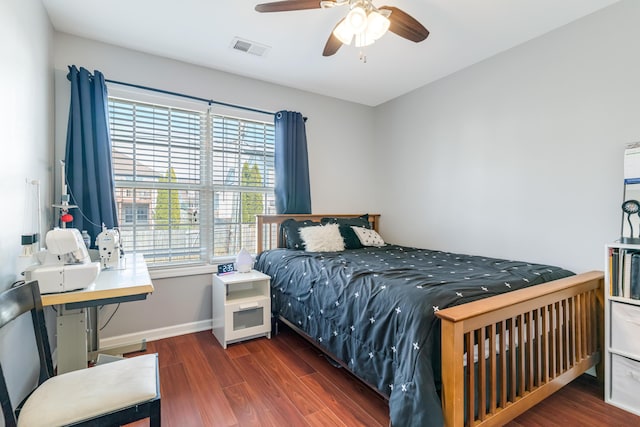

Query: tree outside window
[155,167,180,229]
[241,162,263,224]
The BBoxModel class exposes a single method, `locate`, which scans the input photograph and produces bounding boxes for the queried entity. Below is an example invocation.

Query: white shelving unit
[212,270,271,349]
[604,242,640,416]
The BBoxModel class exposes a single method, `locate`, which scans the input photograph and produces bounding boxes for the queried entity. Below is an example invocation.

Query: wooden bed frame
[256,214,604,427]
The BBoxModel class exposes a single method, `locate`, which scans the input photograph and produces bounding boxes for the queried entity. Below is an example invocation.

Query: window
[108,95,275,267]
[122,204,149,224]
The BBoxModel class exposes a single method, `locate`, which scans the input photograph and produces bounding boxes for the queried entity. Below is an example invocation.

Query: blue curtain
[65,65,118,247]
[274,111,312,214]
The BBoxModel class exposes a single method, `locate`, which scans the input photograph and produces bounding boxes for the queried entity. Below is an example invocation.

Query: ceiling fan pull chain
[359,49,367,63]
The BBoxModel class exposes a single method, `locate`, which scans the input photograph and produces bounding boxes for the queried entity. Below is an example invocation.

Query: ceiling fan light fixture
[333,19,354,45]
[345,6,367,33]
[366,10,390,40]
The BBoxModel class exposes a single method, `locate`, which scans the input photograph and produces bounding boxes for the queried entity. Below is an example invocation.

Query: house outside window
[108,95,275,267]
[122,203,149,224]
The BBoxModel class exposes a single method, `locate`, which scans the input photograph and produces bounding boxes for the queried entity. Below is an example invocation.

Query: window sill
[148,256,252,280]
[150,264,218,280]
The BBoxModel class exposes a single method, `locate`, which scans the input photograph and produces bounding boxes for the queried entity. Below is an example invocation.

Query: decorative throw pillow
[320,215,371,249]
[351,226,385,247]
[335,224,363,249]
[299,223,345,252]
[281,219,320,250]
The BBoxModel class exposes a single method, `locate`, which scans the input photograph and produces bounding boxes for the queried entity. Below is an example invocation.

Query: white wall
[0,0,54,422]
[52,34,378,340]
[373,0,640,274]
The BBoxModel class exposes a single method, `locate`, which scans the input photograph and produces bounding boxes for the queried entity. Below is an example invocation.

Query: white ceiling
[41,0,620,106]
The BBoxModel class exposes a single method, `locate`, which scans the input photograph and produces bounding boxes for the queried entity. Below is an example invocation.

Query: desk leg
[56,307,88,374]
[87,306,99,355]
[56,305,148,373]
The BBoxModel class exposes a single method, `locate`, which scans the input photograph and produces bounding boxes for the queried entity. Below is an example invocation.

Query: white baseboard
[99,319,213,349]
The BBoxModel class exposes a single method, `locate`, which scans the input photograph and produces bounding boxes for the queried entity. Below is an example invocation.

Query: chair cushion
[18,353,158,427]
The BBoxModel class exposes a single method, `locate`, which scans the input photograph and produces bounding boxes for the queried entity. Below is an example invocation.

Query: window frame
[106,84,276,273]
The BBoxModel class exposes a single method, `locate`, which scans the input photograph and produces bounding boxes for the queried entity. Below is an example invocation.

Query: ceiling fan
[254,0,429,57]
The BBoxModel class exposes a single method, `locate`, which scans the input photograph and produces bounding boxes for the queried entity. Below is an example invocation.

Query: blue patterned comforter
[254,245,573,426]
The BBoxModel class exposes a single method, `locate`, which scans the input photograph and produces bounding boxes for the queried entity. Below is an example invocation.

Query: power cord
[99,303,120,331]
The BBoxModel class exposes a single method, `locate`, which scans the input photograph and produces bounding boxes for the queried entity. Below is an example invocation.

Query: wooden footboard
[256,214,604,426]
[436,270,604,427]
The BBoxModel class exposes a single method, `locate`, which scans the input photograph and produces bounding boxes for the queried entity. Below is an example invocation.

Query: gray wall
[0,0,54,422]
[373,0,639,274]
[52,34,379,343]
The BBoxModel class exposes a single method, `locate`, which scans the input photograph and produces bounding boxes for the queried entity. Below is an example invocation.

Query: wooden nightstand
[212,270,271,349]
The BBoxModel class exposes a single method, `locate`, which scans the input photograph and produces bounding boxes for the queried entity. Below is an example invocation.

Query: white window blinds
[108,96,275,267]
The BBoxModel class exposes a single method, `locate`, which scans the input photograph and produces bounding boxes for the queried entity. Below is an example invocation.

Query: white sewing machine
[96,226,123,269]
[24,228,100,294]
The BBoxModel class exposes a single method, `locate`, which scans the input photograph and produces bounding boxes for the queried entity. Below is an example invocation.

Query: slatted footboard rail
[436,270,604,427]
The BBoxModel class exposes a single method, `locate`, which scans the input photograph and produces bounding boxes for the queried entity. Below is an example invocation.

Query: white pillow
[351,226,385,247]
[299,223,345,252]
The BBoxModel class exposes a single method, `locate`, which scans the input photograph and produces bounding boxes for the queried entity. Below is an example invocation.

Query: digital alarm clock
[217,262,235,275]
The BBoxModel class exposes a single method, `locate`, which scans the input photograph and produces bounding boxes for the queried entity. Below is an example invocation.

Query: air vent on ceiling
[230,37,270,57]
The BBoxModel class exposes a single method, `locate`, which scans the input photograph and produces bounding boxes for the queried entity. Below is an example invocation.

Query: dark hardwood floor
[125,326,640,426]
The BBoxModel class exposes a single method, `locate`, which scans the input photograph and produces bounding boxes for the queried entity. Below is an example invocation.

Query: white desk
[41,253,154,373]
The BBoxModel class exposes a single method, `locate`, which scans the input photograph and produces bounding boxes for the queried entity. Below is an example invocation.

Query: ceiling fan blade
[322,30,342,57]
[379,6,429,43]
[255,0,321,13]
[322,20,343,56]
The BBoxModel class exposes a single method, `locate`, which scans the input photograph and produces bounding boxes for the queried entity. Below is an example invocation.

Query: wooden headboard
[256,214,380,253]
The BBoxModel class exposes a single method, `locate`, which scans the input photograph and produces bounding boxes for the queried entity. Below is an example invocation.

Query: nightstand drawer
[611,301,640,355]
[224,296,270,342]
[611,354,640,410]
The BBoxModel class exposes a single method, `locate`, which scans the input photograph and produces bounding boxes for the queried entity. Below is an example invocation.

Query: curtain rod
[105,78,276,117]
